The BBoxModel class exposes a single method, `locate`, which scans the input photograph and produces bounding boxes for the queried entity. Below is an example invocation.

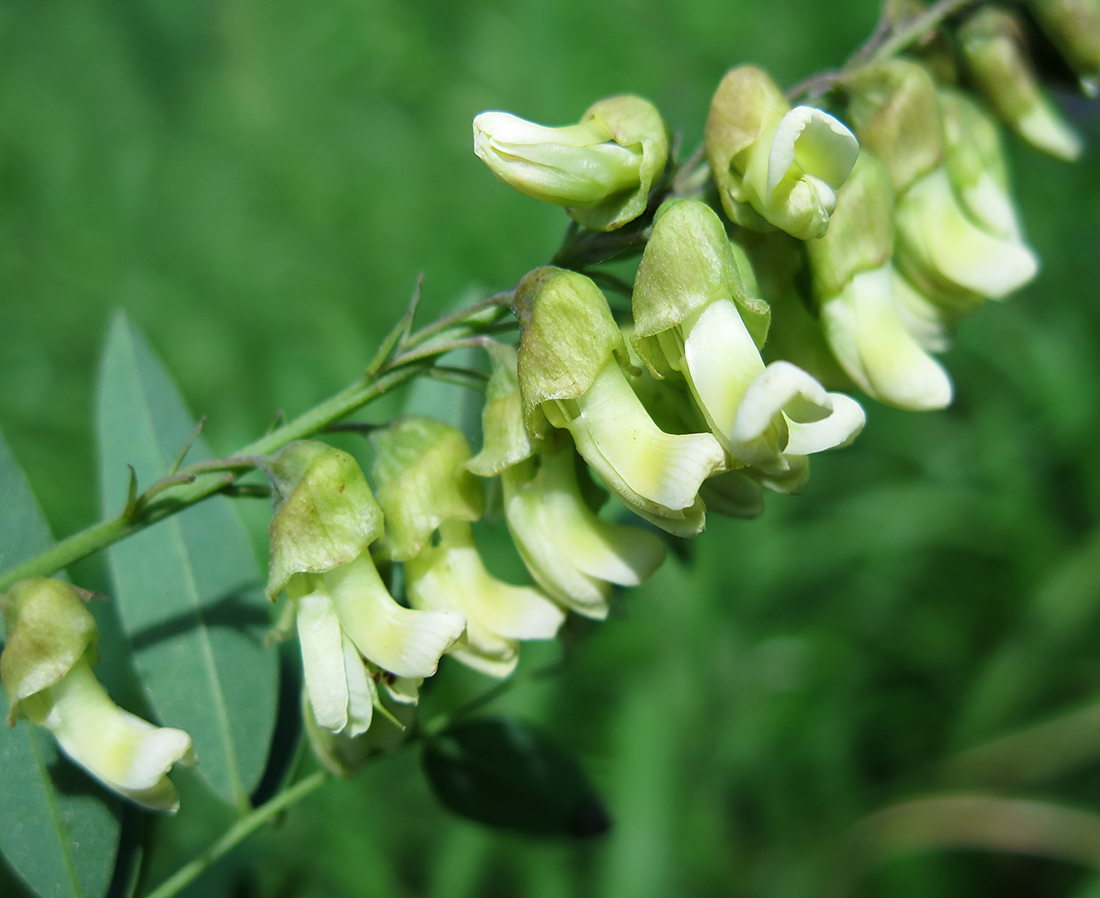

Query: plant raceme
[2,0,1096,812]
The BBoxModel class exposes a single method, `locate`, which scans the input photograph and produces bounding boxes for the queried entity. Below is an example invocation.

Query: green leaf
[422,717,610,838]
[0,426,122,898]
[95,313,278,808]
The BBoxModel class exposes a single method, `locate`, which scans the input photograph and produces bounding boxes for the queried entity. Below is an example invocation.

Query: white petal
[295,590,349,734]
[551,360,725,517]
[767,106,859,198]
[341,636,375,738]
[503,450,665,618]
[821,264,954,411]
[24,657,194,813]
[892,270,953,353]
[682,298,767,451]
[325,554,466,679]
[784,391,866,455]
[897,169,1038,298]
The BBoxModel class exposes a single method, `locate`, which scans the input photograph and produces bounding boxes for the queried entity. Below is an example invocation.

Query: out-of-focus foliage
[2,0,1100,896]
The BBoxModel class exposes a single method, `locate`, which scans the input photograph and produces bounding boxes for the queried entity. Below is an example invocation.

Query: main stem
[0,359,428,593]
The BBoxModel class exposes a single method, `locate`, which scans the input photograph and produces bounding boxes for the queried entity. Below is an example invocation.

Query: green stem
[143,771,328,898]
[865,0,977,65]
[0,362,427,592]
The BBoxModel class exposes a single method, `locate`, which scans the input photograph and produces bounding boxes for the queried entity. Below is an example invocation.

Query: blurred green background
[3,0,1100,896]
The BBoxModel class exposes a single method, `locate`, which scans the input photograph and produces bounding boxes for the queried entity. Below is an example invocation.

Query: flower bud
[1031,0,1100,95]
[473,95,669,231]
[2,578,194,812]
[959,7,1083,161]
[516,267,726,537]
[260,441,465,734]
[706,66,859,240]
[633,200,865,474]
[843,60,945,195]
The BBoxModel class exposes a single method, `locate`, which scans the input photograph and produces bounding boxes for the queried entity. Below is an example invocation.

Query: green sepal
[843,59,944,195]
[259,441,383,601]
[1,578,98,724]
[466,342,537,478]
[806,152,895,302]
[371,417,485,560]
[632,199,770,376]
[568,94,670,231]
[514,267,629,438]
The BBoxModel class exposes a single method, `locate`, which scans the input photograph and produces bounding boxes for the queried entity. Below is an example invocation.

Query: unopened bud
[473,95,668,231]
[960,7,1083,161]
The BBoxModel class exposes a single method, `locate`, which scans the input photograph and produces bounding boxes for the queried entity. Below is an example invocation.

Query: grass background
[2,0,1100,895]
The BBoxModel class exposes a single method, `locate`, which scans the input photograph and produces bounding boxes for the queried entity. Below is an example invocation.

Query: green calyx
[370,417,485,560]
[1,578,98,724]
[806,152,896,303]
[260,441,384,601]
[514,267,630,438]
[465,342,537,478]
[843,59,944,195]
[632,199,770,376]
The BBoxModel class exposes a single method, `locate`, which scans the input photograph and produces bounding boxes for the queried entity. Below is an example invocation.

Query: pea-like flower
[632,199,865,475]
[261,441,465,737]
[1,578,194,812]
[473,94,668,231]
[514,266,727,537]
[846,60,1039,311]
[806,152,954,411]
[705,65,859,240]
[466,343,666,620]
[371,417,565,678]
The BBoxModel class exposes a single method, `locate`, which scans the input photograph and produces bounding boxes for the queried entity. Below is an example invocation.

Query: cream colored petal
[473,113,642,207]
[341,635,374,738]
[892,269,953,353]
[897,169,1038,298]
[549,360,725,517]
[503,452,665,619]
[1016,103,1083,162]
[294,590,349,734]
[784,392,866,455]
[681,298,767,451]
[768,106,859,198]
[821,264,954,411]
[24,657,193,813]
[325,554,466,679]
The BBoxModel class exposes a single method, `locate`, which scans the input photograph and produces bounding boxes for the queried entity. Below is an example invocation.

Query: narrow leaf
[0,426,121,898]
[95,313,278,808]
[422,717,610,837]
